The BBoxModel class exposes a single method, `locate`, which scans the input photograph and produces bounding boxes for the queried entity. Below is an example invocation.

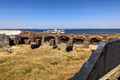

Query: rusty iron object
[30,38,42,49]
[19,31,120,45]
[73,35,87,44]
[66,39,74,52]
[58,35,70,43]
[31,42,39,49]
[89,35,104,43]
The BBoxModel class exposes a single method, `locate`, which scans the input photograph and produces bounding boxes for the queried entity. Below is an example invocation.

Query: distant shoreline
[1,29,120,34]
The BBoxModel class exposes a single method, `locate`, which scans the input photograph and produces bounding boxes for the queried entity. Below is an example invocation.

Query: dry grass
[0,43,92,80]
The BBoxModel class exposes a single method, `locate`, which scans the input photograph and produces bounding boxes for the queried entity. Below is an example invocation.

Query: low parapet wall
[99,65,120,80]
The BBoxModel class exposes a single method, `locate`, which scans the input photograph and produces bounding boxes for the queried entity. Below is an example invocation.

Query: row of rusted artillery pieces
[5,32,115,51]
[7,32,119,52]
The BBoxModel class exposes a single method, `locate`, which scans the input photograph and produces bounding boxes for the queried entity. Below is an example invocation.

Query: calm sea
[21,29,120,34]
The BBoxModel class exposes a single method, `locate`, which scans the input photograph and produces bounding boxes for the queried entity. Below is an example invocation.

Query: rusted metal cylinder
[30,37,41,49]
[66,39,73,52]
[31,42,39,49]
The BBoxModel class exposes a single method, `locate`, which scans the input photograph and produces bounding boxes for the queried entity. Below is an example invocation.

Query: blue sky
[0,0,120,29]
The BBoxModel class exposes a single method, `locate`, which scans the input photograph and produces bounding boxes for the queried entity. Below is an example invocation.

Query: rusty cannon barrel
[30,38,42,49]
[31,42,38,49]
[66,39,74,52]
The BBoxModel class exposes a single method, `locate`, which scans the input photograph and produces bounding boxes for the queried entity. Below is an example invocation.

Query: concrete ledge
[99,65,120,80]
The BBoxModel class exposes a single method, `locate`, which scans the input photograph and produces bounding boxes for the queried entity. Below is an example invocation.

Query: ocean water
[21,29,120,34]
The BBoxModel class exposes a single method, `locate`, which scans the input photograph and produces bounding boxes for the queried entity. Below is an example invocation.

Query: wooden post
[41,35,45,45]
[49,38,57,49]
[36,39,41,46]
[55,36,59,45]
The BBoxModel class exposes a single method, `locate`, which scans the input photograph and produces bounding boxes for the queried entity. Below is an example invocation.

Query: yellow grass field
[0,43,92,80]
